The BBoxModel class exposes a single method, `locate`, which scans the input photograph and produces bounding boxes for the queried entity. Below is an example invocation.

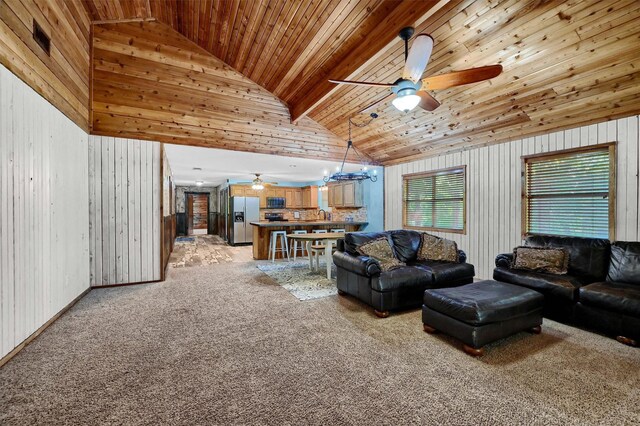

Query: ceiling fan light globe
[252,183,264,190]
[392,94,421,112]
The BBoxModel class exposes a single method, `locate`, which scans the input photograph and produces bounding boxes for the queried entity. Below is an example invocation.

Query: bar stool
[310,229,328,271]
[268,230,290,262]
[289,230,308,261]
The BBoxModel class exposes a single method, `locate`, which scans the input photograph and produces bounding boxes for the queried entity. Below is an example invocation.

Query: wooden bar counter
[250,221,367,260]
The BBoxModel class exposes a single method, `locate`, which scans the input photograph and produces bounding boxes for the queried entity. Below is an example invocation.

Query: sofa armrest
[336,239,345,252]
[333,251,381,277]
[495,253,514,268]
[458,250,467,264]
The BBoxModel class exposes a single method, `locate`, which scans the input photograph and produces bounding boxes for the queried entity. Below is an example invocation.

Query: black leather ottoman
[422,280,544,356]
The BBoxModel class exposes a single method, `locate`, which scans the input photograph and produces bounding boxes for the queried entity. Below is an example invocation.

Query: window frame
[521,142,616,240]
[402,165,467,234]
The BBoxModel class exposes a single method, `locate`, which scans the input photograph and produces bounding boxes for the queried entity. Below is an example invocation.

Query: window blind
[403,167,465,232]
[524,146,614,239]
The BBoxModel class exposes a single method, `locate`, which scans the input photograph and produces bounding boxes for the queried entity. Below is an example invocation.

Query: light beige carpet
[0,261,638,425]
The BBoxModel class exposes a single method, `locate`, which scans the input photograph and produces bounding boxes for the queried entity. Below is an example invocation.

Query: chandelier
[323,114,378,183]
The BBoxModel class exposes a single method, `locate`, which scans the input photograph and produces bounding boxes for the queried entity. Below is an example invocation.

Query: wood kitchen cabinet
[301,186,318,208]
[230,185,245,197]
[285,189,296,207]
[294,189,303,207]
[328,181,363,208]
[232,185,318,209]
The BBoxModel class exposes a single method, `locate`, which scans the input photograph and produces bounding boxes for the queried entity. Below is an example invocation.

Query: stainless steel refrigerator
[229,196,259,245]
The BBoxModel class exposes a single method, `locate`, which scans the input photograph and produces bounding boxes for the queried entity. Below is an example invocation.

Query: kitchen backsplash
[260,207,367,222]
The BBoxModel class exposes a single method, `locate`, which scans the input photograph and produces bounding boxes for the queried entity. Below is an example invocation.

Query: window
[403,166,466,233]
[523,143,616,239]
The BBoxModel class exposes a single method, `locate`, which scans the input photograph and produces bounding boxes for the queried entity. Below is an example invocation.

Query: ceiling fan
[329,27,503,113]
[235,174,278,190]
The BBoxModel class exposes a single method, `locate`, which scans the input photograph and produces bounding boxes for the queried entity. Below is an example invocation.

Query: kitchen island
[250,221,367,260]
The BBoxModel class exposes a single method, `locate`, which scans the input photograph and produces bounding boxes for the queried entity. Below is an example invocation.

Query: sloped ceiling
[84,0,640,165]
[91,20,361,161]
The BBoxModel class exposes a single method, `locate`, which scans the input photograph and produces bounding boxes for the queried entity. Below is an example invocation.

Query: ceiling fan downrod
[399,26,415,61]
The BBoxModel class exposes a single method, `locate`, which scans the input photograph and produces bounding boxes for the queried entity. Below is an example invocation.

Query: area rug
[257,260,337,301]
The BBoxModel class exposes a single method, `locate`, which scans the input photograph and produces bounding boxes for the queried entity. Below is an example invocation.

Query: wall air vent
[33,19,50,56]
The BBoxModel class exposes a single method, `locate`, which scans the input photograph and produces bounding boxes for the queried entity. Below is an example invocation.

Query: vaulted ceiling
[83,0,640,165]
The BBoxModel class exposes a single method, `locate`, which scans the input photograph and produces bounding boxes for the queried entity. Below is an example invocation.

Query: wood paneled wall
[162,146,175,275]
[385,116,640,280]
[0,0,91,130]
[88,136,162,287]
[0,64,90,359]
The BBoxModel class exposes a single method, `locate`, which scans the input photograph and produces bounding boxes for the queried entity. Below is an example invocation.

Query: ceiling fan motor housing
[392,79,422,97]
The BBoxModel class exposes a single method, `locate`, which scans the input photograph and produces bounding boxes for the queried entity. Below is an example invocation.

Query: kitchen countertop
[250,221,368,227]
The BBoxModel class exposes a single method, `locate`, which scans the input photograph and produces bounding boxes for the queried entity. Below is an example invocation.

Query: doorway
[187,193,209,235]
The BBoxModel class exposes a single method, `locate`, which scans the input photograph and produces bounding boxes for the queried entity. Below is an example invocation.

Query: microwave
[266,197,286,209]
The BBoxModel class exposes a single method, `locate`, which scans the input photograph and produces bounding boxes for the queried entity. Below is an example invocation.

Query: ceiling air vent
[32,20,50,56]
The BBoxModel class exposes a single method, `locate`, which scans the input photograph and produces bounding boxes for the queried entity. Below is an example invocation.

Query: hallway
[168,235,253,268]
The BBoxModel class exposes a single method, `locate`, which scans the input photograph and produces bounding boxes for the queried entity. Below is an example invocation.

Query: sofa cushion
[410,260,474,286]
[356,237,404,272]
[344,231,388,256]
[579,281,640,317]
[493,267,584,301]
[423,280,544,325]
[372,266,432,292]
[417,233,459,263]
[607,241,640,285]
[524,235,610,281]
[388,229,422,262]
[512,246,569,275]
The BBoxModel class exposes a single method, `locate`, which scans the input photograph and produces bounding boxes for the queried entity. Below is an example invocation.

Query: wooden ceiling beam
[288,0,449,123]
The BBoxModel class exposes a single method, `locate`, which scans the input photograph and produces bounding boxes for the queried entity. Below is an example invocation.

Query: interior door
[191,194,209,235]
[187,194,194,235]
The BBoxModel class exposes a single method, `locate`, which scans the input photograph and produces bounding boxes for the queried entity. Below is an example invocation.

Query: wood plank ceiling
[91,20,357,161]
[83,0,640,165]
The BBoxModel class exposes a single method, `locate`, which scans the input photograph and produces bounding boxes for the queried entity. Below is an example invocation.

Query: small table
[286,232,345,279]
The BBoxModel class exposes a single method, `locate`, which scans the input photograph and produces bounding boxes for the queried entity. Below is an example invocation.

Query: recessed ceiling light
[196,181,204,186]
[193,167,202,171]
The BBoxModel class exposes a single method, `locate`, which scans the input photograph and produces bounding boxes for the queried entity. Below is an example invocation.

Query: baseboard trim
[91,279,161,289]
[0,287,91,369]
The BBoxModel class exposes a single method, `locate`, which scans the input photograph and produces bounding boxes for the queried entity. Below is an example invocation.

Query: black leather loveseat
[494,236,639,345]
[333,230,475,317]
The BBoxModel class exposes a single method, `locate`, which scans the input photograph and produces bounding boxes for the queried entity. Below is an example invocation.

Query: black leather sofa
[575,241,640,345]
[494,236,639,345]
[333,230,475,317]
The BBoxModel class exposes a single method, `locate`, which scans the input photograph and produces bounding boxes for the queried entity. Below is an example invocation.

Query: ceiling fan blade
[421,65,503,90]
[402,34,434,83]
[358,93,395,114]
[417,91,440,111]
[329,79,395,88]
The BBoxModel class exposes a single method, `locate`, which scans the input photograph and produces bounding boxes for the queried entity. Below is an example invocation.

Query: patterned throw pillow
[356,237,405,272]
[417,233,459,263]
[512,246,569,275]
